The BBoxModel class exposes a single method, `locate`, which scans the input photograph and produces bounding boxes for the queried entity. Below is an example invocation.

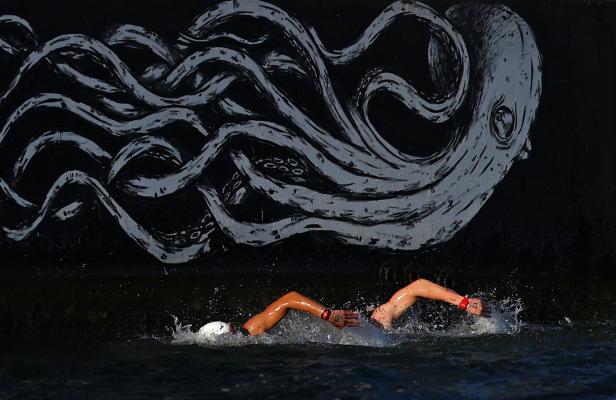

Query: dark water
[2,321,616,400]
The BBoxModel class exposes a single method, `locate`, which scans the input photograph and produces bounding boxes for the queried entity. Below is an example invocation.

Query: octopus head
[465,3,541,161]
[432,3,542,175]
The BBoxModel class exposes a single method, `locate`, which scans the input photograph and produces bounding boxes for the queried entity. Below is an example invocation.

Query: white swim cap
[197,321,233,338]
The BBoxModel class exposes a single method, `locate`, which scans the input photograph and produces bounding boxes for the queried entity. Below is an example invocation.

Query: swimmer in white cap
[198,278,489,338]
[198,291,360,339]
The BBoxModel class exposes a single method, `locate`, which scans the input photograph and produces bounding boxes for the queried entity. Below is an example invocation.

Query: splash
[169,296,524,348]
[170,313,392,347]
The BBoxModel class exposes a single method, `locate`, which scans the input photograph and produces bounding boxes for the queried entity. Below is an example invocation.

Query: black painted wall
[1,1,616,340]
[0,0,614,280]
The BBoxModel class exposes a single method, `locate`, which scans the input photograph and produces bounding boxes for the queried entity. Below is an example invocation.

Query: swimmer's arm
[242,291,359,335]
[370,279,487,329]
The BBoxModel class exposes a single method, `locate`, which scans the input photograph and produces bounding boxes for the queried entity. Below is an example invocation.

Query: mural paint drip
[0,1,542,264]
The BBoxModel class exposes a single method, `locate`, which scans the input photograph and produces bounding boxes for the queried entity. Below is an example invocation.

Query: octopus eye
[490,105,515,142]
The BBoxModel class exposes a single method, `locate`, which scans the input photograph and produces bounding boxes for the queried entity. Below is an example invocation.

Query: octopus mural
[0,1,542,264]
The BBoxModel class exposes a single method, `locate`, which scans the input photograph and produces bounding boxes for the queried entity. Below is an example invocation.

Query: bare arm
[370,279,488,329]
[242,291,359,335]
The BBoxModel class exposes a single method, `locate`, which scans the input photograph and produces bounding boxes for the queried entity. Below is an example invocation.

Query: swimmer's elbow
[412,278,433,288]
[282,290,302,300]
[276,291,304,310]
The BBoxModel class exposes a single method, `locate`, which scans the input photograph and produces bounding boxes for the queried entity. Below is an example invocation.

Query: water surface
[2,315,616,399]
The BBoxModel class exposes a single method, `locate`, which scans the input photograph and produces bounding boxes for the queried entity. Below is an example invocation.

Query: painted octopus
[0,1,541,263]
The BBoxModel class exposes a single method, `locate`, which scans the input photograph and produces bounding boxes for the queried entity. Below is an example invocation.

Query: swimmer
[198,278,489,339]
[369,278,491,330]
[198,290,360,338]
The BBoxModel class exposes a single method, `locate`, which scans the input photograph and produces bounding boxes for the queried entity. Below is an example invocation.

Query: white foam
[394,295,524,337]
[169,296,524,347]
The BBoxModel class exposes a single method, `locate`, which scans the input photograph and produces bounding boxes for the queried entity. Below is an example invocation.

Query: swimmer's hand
[466,298,492,318]
[328,310,360,329]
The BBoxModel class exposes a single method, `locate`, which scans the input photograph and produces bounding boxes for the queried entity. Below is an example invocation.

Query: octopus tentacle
[0,1,542,265]
[186,0,368,148]
[178,31,270,47]
[230,151,436,223]
[0,177,36,208]
[0,15,38,55]
[197,182,445,250]
[0,93,211,147]
[12,131,112,185]
[0,177,85,221]
[103,24,182,65]
[0,34,230,107]
[3,170,215,263]
[108,136,184,182]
